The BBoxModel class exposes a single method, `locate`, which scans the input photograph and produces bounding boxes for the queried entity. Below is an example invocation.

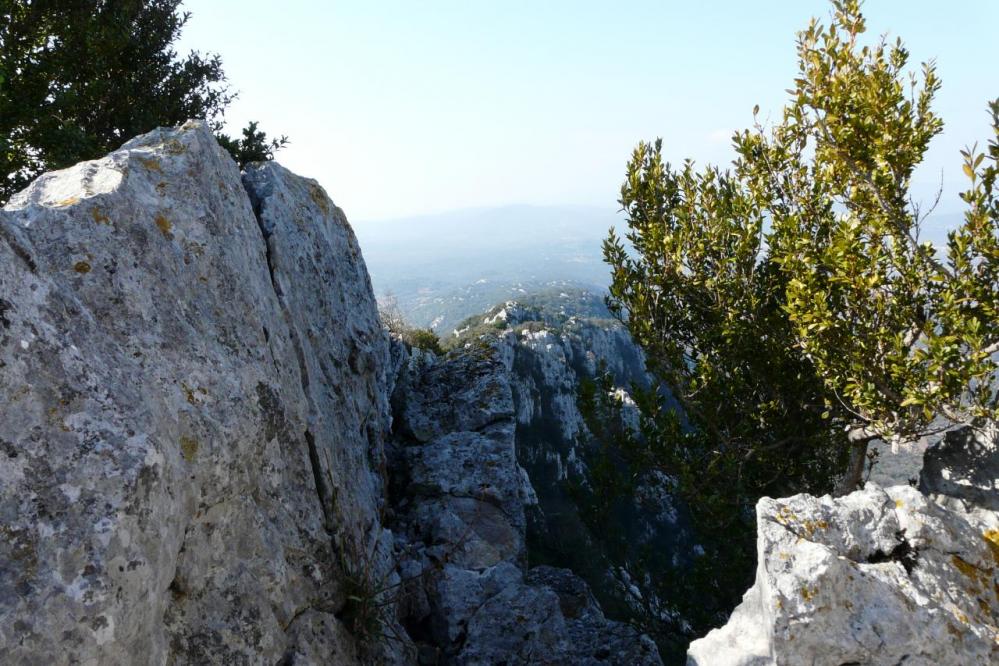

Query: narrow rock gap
[866,530,919,575]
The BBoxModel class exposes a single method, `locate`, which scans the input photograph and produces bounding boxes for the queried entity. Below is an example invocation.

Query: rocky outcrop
[0,121,399,664]
[920,422,999,512]
[687,425,999,666]
[450,299,694,648]
[386,338,662,664]
[0,123,661,665]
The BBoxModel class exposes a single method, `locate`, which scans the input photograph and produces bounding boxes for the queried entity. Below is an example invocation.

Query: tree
[604,0,998,642]
[217,121,289,170]
[738,0,999,474]
[602,144,847,645]
[0,0,285,203]
[607,0,998,501]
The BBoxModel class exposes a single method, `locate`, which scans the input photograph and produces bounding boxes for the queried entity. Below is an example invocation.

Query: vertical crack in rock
[0,223,38,272]
[245,183,332,534]
[305,429,333,532]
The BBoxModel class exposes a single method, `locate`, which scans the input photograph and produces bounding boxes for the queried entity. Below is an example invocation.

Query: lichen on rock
[687,425,999,666]
[0,121,392,665]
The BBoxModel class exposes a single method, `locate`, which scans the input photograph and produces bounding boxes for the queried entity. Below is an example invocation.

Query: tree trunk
[835,435,873,496]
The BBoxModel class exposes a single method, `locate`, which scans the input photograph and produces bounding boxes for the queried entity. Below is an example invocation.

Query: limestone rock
[387,340,662,664]
[920,422,999,511]
[455,301,693,645]
[0,122,389,664]
[395,342,514,443]
[525,566,664,666]
[687,482,999,665]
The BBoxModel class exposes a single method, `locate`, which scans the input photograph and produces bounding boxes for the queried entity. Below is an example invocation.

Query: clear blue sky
[177,1,999,222]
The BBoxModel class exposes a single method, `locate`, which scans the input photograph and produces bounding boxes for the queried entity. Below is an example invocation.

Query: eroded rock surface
[387,338,662,665]
[920,422,999,512]
[0,122,393,664]
[449,299,695,651]
[0,123,660,665]
[687,430,999,666]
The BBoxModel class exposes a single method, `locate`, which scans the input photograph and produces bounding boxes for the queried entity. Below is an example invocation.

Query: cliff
[450,297,696,651]
[0,122,660,665]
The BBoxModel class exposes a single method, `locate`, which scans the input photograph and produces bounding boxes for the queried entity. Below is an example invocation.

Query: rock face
[687,426,999,666]
[0,121,396,664]
[0,123,660,665]
[386,338,662,664]
[450,299,695,646]
[920,422,999,512]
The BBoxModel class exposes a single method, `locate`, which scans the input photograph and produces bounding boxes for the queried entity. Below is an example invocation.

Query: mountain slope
[354,205,621,332]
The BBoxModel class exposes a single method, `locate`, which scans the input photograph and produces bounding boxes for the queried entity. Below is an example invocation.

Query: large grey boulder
[687,481,999,665]
[0,122,392,664]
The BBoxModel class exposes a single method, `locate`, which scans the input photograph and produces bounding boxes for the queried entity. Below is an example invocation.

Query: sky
[176,1,999,223]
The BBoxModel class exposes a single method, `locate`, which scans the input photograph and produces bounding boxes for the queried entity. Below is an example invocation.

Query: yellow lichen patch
[154,214,174,239]
[775,505,798,526]
[164,139,186,155]
[953,554,982,580]
[800,519,829,538]
[895,499,905,509]
[775,598,783,610]
[800,586,817,602]
[73,261,91,274]
[983,530,999,564]
[54,196,79,207]
[180,381,207,405]
[138,157,163,173]
[90,207,110,225]
[309,183,330,214]
[179,436,198,462]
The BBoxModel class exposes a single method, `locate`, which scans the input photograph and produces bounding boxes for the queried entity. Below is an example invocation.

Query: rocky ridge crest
[0,122,659,665]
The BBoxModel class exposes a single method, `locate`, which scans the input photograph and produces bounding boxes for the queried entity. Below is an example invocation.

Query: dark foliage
[0,0,285,202]
[217,120,288,169]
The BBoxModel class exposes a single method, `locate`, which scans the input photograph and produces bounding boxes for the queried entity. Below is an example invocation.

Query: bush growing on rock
[604,0,999,647]
[378,295,444,355]
[217,121,289,169]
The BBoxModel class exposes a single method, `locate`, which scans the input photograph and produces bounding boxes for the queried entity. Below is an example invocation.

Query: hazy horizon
[177,1,998,221]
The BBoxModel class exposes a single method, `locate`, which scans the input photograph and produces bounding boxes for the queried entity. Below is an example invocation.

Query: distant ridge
[354,205,621,331]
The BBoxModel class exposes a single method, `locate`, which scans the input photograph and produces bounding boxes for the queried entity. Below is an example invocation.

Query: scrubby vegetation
[217,121,288,170]
[603,0,999,649]
[379,294,445,355]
